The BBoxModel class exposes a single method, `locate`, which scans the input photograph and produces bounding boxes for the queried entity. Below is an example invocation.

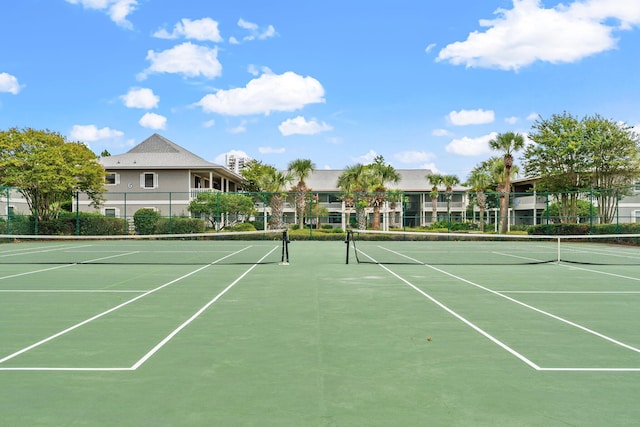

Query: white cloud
[65,0,138,29]
[0,72,23,94]
[228,121,248,134]
[120,87,159,109]
[259,146,285,154]
[425,43,437,53]
[236,18,277,42]
[153,18,223,42]
[526,112,540,121]
[448,109,495,126]
[214,150,251,165]
[445,132,498,156]
[432,128,453,137]
[203,119,216,128]
[631,124,640,135]
[278,116,333,136]
[139,42,222,80]
[393,151,436,164]
[197,71,325,116]
[70,124,124,142]
[352,150,378,165]
[505,116,519,124]
[138,112,166,130]
[437,0,640,70]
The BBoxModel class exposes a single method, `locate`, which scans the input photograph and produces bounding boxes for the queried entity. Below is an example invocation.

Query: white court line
[130,245,280,370]
[362,245,640,372]
[0,289,147,293]
[357,248,541,370]
[500,291,640,294]
[0,246,140,281]
[0,246,254,368]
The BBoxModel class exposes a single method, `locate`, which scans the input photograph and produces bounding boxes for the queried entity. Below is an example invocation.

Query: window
[104,208,117,217]
[105,172,118,185]
[140,172,158,189]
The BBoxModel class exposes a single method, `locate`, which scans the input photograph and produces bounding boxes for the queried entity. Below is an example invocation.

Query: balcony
[513,195,546,210]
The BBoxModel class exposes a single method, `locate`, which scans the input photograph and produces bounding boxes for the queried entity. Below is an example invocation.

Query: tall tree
[287,158,315,227]
[465,167,492,231]
[337,164,369,229]
[239,159,274,193]
[427,173,444,224]
[522,112,640,224]
[0,127,105,221]
[258,167,293,230]
[367,156,401,230]
[582,115,640,223]
[490,131,525,233]
[441,174,460,223]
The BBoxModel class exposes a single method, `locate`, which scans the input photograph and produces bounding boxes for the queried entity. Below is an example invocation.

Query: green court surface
[2,238,640,426]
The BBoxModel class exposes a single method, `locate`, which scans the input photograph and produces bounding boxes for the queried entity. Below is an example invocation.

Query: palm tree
[427,173,444,224]
[466,167,492,231]
[259,167,293,230]
[441,174,460,223]
[287,158,315,227]
[368,156,401,230]
[337,164,368,229]
[489,132,525,233]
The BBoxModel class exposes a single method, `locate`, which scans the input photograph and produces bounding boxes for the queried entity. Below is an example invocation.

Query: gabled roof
[100,134,244,181]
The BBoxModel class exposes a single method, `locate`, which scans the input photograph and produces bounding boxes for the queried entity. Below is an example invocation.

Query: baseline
[0,245,258,370]
[359,246,640,372]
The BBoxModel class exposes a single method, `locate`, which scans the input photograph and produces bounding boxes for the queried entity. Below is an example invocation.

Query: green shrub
[225,222,257,232]
[133,208,161,235]
[155,217,206,234]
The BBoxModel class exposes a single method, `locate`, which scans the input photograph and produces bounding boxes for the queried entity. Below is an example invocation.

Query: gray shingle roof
[100,134,220,169]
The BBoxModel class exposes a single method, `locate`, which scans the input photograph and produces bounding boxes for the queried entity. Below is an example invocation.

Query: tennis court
[2,232,640,426]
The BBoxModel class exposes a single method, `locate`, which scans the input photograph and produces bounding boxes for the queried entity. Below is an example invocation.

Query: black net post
[281,230,290,264]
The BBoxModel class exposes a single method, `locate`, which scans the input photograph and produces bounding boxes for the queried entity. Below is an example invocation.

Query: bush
[224,222,257,232]
[155,217,206,234]
[133,208,161,235]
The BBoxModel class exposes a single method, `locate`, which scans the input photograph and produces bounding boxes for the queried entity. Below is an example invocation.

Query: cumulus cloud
[138,112,166,130]
[153,18,223,42]
[278,116,333,136]
[0,72,23,94]
[120,87,159,109]
[65,0,138,29]
[352,150,378,165]
[505,116,519,124]
[527,112,540,121]
[259,146,285,154]
[70,124,124,142]
[445,132,498,156]
[437,0,640,71]
[138,42,222,80]
[236,18,276,42]
[448,109,495,126]
[197,71,325,116]
[228,121,248,134]
[393,151,436,164]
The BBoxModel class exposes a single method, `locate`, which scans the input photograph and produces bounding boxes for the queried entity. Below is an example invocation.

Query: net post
[280,230,290,265]
[557,236,561,263]
[345,230,352,264]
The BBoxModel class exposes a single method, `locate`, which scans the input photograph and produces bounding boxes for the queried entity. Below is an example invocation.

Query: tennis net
[0,229,290,265]
[345,230,640,265]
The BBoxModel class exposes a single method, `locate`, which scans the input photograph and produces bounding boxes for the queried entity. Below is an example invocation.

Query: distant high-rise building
[226,154,251,174]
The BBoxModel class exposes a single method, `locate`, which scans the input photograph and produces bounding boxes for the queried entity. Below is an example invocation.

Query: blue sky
[1,0,639,179]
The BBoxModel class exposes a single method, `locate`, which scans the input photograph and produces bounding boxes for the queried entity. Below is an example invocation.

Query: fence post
[75,191,80,236]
